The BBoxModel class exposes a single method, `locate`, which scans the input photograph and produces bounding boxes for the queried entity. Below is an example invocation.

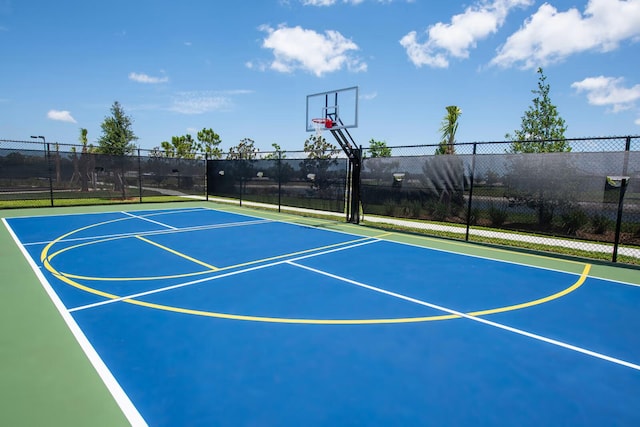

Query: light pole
[31,135,53,206]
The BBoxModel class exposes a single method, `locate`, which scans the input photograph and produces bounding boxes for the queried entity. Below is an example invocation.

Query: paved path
[201,196,640,260]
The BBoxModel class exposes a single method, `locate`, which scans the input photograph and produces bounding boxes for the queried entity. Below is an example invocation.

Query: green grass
[360,219,639,265]
[208,196,640,265]
[0,195,196,208]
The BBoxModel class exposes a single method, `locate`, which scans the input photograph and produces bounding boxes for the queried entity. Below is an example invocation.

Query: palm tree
[79,128,90,191]
[436,105,462,155]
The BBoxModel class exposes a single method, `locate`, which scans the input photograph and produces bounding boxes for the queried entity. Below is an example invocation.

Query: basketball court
[2,88,639,426]
[3,203,640,426]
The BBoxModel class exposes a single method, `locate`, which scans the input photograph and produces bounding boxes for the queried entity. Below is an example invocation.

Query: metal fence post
[277,150,282,213]
[239,152,243,207]
[205,153,209,201]
[465,143,477,241]
[46,142,54,207]
[137,148,143,203]
[612,136,632,262]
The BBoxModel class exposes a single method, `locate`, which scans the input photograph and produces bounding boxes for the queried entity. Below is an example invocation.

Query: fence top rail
[2,135,639,159]
[381,135,639,150]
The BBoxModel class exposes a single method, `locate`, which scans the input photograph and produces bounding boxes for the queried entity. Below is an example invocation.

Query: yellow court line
[41,215,133,262]
[61,269,214,282]
[39,210,592,325]
[53,235,380,282]
[467,263,591,317]
[213,233,391,272]
[57,256,592,325]
[47,234,137,263]
[53,271,121,301]
[375,227,588,267]
[120,263,591,324]
[135,235,219,271]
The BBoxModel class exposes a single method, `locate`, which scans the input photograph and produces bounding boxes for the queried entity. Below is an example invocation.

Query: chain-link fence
[2,136,639,264]
[0,140,206,208]
[361,136,640,264]
[207,150,349,215]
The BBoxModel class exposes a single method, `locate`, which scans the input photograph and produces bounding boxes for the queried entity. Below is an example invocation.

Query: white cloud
[170,92,233,114]
[301,0,339,5]
[492,0,640,69]
[129,72,169,84]
[47,110,77,123]
[635,117,640,126]
[400,0,532,68]
[258,24,366,76]
[360,91,377,101]
[300,0,408,5]
[572,76,640,113]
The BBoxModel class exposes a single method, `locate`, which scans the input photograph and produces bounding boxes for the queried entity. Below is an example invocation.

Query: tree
[97,101,138,156]
[303,134,339,160]
[506,68,569,153]
[197,128,222,159]
[227,138,258,160]
[363,139,397,183]
[53,143,61,184]
[262,143,292,185]
[367,139,392,158]
[263,143,286,160]
[79,128,90,191]
[148,146,165,158]
[302,134,340,193]
[226,138,258,195]
[97,101,138,197]
[435,105,462,155]
[160,134,199,159]
[505,68,571,226]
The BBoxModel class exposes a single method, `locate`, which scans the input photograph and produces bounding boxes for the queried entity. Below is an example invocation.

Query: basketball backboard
[306,86,358,132]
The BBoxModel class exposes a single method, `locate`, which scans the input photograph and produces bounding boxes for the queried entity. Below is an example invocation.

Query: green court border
[2,201,639,427]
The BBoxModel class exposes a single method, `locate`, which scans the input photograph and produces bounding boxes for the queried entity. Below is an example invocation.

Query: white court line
[121,211,178,229]
[69,237,381,312]
[288,260,640,372]
[22,219,272,247]
[1,218,148,426]
[1,205,207,220]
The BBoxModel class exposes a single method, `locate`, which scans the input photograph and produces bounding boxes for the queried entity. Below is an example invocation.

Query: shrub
[488,203,508,227]
[560,208,589,235]
[430,201,448,221]
[426,200,449,221]
[383,200,395,216]
[464,207,480,226]
[410,200,422,218]
[590,214,612,234]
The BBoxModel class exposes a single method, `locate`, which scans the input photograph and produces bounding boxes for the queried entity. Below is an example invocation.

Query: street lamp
[31,135,53,206]
[30,135,45,146]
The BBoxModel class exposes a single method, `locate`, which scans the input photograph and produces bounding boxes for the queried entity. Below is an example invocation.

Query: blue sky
[1,0,640,153]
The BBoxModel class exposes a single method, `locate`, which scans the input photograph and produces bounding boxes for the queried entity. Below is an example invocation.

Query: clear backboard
[306,86,358,132]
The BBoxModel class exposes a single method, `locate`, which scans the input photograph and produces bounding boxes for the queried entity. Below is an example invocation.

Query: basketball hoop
[311,118,333,136]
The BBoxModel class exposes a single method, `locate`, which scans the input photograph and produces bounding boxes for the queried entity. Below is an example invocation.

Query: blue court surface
[5,206,640,426]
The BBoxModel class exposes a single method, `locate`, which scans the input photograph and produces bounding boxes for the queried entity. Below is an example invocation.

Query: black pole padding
[612,178,628,263]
